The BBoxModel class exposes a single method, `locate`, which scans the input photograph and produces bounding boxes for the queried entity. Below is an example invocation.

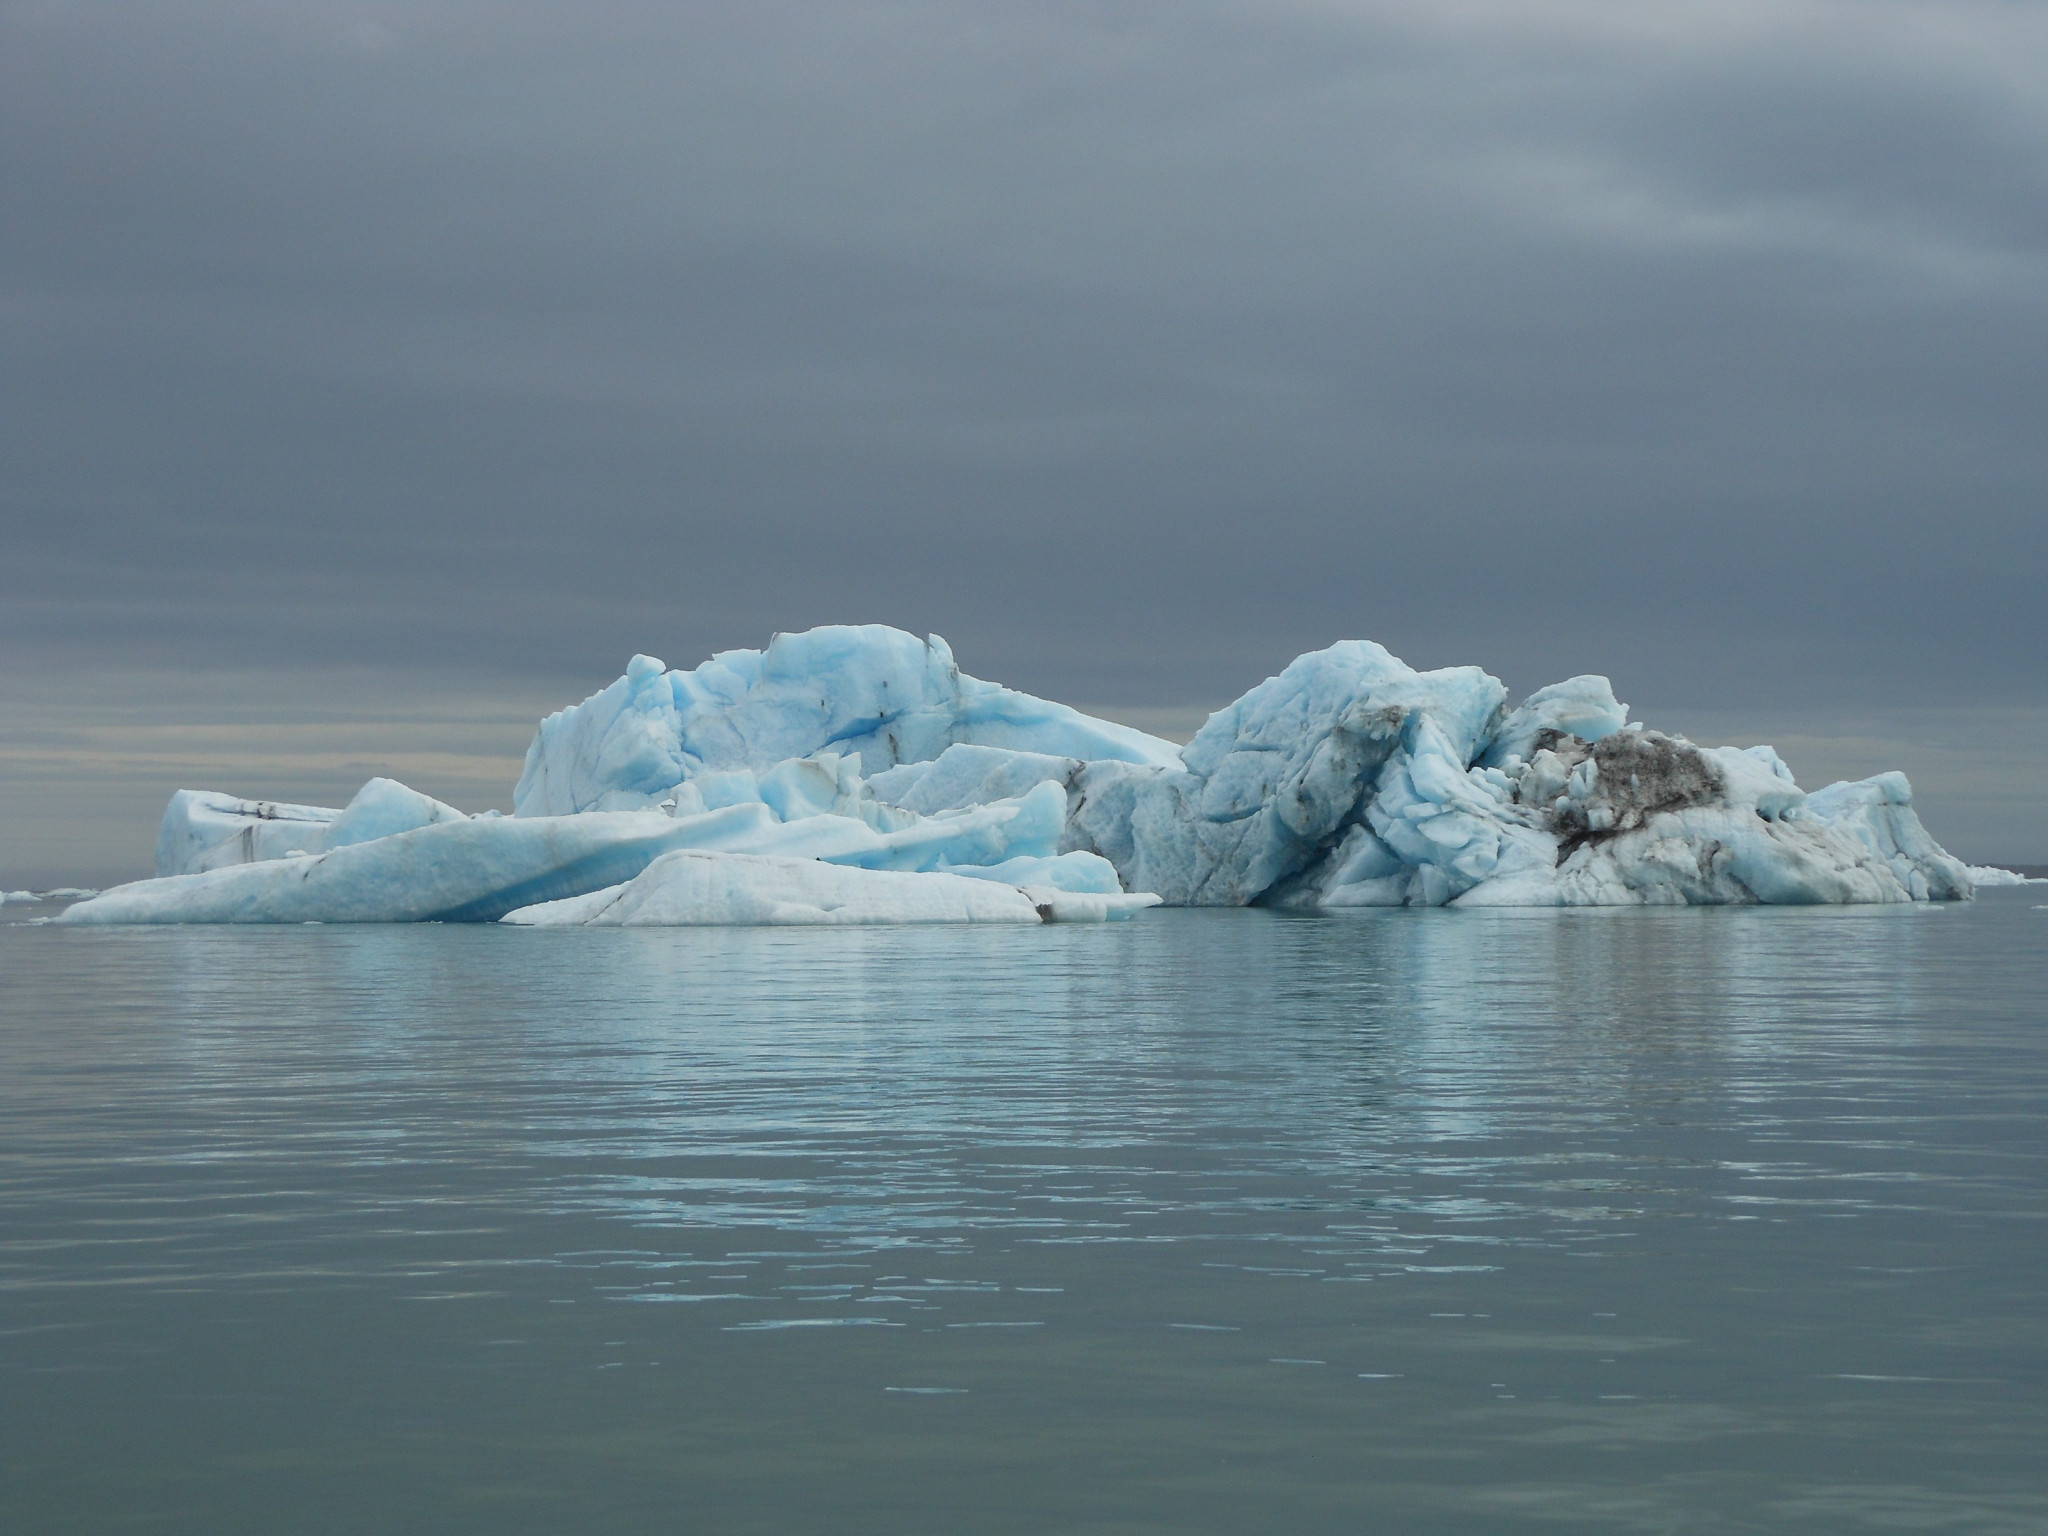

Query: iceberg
[1060,644,1966,910]
[67,808,774,925]
[57,623,1976,925]
[59,774,1097,926]
[1967,864,2040,887]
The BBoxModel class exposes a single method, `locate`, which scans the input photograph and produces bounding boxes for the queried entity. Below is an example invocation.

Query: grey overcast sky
[3,0,2045,884]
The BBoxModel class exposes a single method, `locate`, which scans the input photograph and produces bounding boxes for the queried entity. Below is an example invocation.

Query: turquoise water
[3,895,2044,1533]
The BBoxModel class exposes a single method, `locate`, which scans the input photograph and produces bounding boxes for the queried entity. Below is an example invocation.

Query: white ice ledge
[1967,865,2042,887]
[502,851,1160,926]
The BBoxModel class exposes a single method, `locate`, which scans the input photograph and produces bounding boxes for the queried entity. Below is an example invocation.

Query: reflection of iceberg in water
[1335,905,1948,1157]
[13,866,2039,1529]
[71,897,1967,1313]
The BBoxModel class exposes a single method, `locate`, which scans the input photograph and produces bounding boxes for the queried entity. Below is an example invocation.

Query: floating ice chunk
[61,778,1080,926]
[941,850,1127,894]
[148,757,919,889]
[3,890,37,904]
[1478,676,1628,769]
[154,778,466,876]
[501,849,1161,926]
[1967,865,2037,887]
[1020,887,1163,922]
[64,807,785,925]
[156,790,344,876]
[503,851,1047,926]
[514,626,1181,816]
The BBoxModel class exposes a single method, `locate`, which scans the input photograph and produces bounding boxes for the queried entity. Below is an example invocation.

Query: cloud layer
[3,1,2044,876]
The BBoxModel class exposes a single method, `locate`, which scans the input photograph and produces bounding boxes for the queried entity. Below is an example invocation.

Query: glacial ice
[1446,751,1970,907]
[58,622,1979,925]
[513,625,1181,817]
[60,773,1090,926]
[156,778,465,876]
[501,850,1159,927]
[69,809,772,925]
[1967,865,2039,887]
[1478,674,1631,769]
[157,791,341,876]
[867,744,1084,817]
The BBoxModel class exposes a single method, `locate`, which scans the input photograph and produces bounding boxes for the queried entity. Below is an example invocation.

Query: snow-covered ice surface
[59,624,1978,924]
[502,850,1159,927]
[1968,865,2041,887]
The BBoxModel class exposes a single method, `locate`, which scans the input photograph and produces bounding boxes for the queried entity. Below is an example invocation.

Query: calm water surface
[3,895,2045,1533]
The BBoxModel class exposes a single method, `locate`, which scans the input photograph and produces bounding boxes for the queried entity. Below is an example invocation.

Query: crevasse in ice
[60,624,1976,925]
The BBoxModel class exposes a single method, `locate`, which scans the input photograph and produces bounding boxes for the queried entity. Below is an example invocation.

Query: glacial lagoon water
[3,894,2044,1534]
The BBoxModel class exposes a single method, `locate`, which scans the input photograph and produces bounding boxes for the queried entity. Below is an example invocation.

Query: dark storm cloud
[4,0,2045,712]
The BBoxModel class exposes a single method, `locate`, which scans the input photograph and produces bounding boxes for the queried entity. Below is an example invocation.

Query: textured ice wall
[511,625,1973,909]
[514,625,1181,817]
